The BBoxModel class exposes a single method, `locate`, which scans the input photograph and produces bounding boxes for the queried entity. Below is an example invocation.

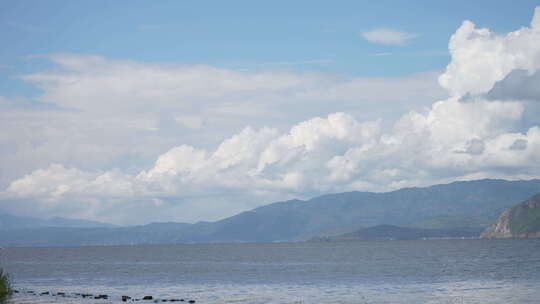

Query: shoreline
[9,288,197,304]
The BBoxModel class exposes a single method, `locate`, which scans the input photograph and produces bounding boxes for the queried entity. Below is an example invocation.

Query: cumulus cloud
[3,98,539,223]
[361,28,418,46]
[2,7,540,224]
[7,164,135,199]
[509,139,528,151]
[0,54,446,187]
[439,7,540,97]
[0,57,445,223]
[487,69,540,102]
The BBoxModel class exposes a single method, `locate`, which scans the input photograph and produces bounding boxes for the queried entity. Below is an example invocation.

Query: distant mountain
[1,179,540,247]
[0,222,193,247]
[310,225,482,241]
[0,214,116,230]
[481,192,540,238]
[187,179,540,242]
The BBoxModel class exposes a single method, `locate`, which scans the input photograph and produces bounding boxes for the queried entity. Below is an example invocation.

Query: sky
[1,1,540,225]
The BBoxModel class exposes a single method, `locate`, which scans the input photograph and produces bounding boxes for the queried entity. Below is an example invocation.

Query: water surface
[3,239,540,303]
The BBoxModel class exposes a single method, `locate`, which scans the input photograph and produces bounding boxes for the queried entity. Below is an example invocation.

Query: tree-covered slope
[193,179,540,241]
[481,192,540,238]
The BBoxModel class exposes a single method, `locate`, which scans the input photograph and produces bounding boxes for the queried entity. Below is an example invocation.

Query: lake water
[2,239,540,303]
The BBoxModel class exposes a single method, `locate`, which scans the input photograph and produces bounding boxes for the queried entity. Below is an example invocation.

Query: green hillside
[481,192,540,238]
[508,193,540,234]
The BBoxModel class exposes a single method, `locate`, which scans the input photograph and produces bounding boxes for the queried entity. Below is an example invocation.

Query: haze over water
[4,239,540,304]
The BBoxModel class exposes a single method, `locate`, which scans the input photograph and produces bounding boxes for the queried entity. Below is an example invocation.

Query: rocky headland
[481,192,540,238]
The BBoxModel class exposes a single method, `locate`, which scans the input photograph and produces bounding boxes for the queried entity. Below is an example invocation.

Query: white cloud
[371,52,392,57]
[2,7,540,224]
[19,54,442,118]
[361,28,418,46]
[0,54,446,187]
[487,69,540,102]
[174,114,204,129]
[439,7,540,97]
[3,98,539,224]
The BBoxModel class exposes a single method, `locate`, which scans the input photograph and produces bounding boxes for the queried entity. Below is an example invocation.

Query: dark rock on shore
[18,289,197,304]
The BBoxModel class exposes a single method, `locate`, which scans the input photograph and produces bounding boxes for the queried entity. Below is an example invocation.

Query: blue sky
[1,0,539,97]
[1,2,540,224]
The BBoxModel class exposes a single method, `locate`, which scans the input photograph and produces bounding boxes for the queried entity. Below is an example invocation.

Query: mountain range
[1,179,540,247]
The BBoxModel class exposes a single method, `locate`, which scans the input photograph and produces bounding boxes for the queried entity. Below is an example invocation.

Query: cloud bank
[1,7,540,224]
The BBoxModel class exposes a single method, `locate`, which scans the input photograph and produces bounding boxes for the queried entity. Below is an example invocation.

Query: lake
[2,239,540,303]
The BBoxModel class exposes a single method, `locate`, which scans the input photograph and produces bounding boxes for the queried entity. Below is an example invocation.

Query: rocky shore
[11,288,197,303]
